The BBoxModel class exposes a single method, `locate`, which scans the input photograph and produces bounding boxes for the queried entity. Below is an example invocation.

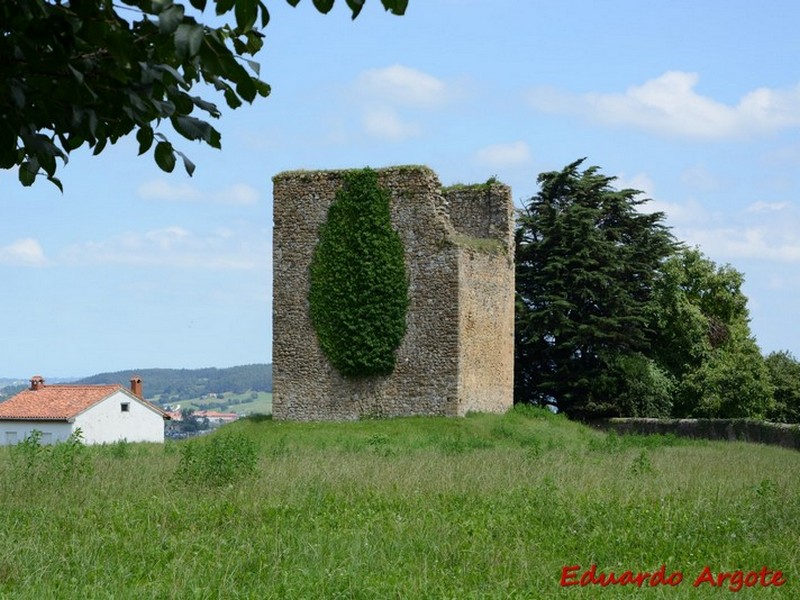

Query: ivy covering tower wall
[308,169,408,377]
[272,165,514,421]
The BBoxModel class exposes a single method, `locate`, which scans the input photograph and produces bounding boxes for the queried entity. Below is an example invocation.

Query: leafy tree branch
[0,0,408,190]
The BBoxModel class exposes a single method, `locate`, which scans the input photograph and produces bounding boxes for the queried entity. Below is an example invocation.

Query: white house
[0,376,170,445]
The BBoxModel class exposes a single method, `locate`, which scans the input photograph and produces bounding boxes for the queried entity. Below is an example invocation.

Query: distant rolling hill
[76,364,272,402]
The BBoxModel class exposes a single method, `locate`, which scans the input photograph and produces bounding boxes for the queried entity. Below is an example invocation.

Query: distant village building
[0,376,170,445]
[193,410,239,426]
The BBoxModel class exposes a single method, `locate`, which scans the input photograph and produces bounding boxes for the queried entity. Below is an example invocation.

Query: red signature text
[561,564,786,591]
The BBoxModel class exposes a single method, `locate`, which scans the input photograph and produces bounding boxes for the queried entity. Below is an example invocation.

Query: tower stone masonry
[272,165,514,420]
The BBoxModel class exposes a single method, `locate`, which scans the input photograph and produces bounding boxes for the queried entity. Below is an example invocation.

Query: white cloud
[474,141,532,168]
[646,198,712,224]
[362,107,421,141]
[145,226,191,251]
[356,65,448,108]
[61,227,268,270]
[614,173,656,198]
[746,201,790,213]
[352,65,456,141]
[617,173,712,225]
[137,180,260,205]
[0,238,48,267]
[684,227,800,262]
[527,71,800,140]
[138,180,200,202]
[617,176,706,225]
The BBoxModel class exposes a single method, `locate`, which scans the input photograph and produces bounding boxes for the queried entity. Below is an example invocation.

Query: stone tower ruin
[272,166,514,420]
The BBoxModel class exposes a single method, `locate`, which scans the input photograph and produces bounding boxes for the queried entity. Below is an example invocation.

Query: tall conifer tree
[515,159,676,418]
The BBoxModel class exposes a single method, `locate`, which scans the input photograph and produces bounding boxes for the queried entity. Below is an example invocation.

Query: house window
[41,432,53,444]
[5,432,17,445]
[121,402,130,413]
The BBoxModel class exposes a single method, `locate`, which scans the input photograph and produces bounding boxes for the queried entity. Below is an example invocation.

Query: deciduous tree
[765,351,800,423]
[649,248,773,418]
[0,0,407,190]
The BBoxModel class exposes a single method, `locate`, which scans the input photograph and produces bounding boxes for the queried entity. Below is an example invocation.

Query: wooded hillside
[77,364,272,401]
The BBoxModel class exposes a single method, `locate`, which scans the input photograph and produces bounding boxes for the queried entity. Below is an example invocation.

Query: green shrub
[10,428,92,483]
[245,413,272,423]
[174,432,258,487]
[679,344,774,418]
[308,168,408,377]
[49,429,92,477]
[765,350,800,423]
[589,353,674,418]
[11,429,45,471]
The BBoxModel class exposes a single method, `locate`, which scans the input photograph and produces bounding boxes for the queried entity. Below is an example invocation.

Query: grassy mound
[1,407,798,598]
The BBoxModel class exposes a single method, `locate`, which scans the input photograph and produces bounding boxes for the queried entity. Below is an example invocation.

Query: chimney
[130,377,143,399]
[30,375,45,391]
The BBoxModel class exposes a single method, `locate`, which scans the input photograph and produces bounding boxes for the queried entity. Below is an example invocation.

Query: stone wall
[592,418,800,451]
[272,166,514,420]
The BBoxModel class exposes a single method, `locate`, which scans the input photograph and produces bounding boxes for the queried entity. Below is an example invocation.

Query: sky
[2,0,800,378]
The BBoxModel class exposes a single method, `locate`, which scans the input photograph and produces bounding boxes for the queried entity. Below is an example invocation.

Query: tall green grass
[0,407,797,598]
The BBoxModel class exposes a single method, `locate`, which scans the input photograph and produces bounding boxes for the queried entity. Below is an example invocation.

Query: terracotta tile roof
[165,410,183,421]
[0,384,169,421]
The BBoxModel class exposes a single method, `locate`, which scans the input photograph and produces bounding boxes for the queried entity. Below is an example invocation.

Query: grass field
[1,407,798,598]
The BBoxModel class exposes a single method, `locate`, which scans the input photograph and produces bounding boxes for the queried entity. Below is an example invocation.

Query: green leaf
[223,87,243,109]
[345,0,365,18]
[149,0,174,13]
[19,161,37,187]
[154,141,177,173]
[172,115,217,145]
[189,0,207,10]
[253,80,271,97]
[173,91,194,114]
[152,99,177,118]
[175,23,204,59]
[285,0,301,6]
[312,0,335,13]
[381,0,407,14]
[190,96,221,117]
[137,127,154,155]
[47,175,64,193]
[87,110,99,139]
[67,64,84,84]
[244,59,260,76]
[236,76,257,103]
[175,150,197,176]
[159,4,185,34]
[154,64,187,86]
[257,0,270,27]
[37,146,57,177]
[235,0,258,32]
[215,0,236,15]
[244,30,265,54]
[92,137,108,156]
[65,135,85,151]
